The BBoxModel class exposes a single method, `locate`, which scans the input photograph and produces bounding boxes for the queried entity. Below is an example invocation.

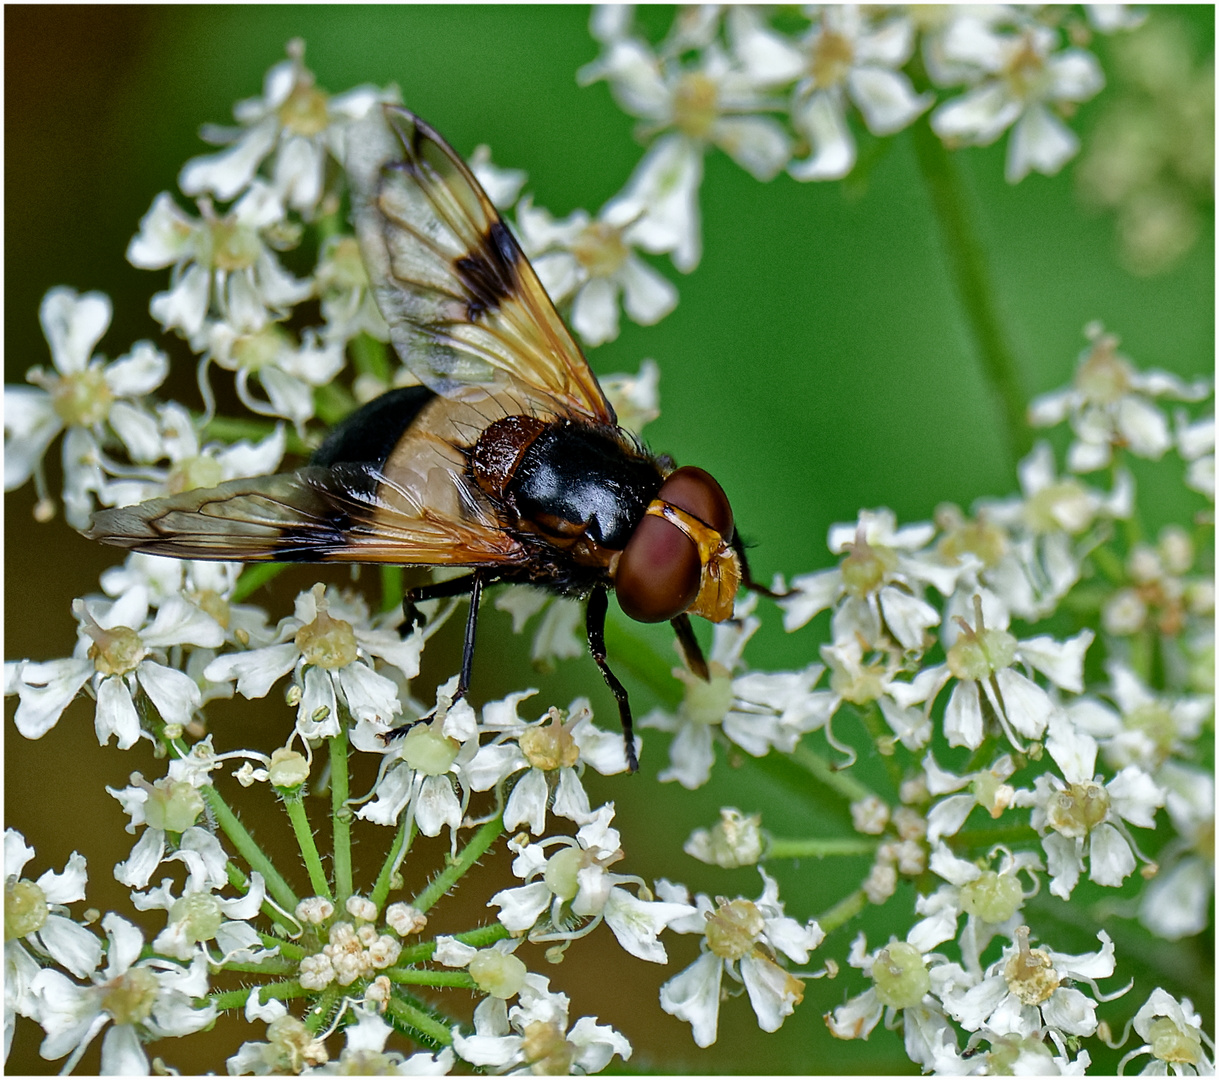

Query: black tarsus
[585,585,639,773]
[456,572,485,699]
[670,613,709,681]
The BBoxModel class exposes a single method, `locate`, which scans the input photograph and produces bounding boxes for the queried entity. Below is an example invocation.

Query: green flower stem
[201,415,312,457]
[380,565,404,613]
[305,984,343,1035]
[911,118,1032,465]
[386,968,477,989]
[397,923,510,965]
[411,815,504,914]
[330,724,353,906]
[203,785,299,915]
[386,995,455,1047]
[258,932,307,961]
[220,958,297,976]
[282,789,333,901]
[951,824,1037,851]
[815,888,868,935]
[231,562,288,603]
[765,836,878,860]
[371,816,415,913]
[210,980,312,1012]
[789,743,877,804]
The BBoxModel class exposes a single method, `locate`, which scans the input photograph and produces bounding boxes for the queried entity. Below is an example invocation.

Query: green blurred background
[5,6,1213,1074]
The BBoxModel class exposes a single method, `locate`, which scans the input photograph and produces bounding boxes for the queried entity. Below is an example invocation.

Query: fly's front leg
[733,533,788,599]
[586,585,638,773]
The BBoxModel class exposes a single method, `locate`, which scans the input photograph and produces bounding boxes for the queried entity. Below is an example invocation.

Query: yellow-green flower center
[872,941,931,1008]
[207,219,261,272]
[278,80,330,137]
[522,1019,576,1075]
[1003,928,1059,1006]
[143,777,206,833]
[295,608,359,670]
[674,72,720,139]
[1003,35,1048,102]
[809,29,855,90]
[947,626,1017,682]
[87,624,146,677]
[168,455,226,495]
[704,898,765,960]
[1076,336,1133,403]
[399,725,459,776]
[1046,780,1110,838]
[230,324,290,373]
[169,892,224,945]
[519,710,580,772]
[468,948,527,999]
[5,879,49,940]
[840,540,897,598]
[571,222,630,279]
[51,368,113,427]
[1148,1015,1203,1065]
[959,869,1023,924]
[102,966,160,1026]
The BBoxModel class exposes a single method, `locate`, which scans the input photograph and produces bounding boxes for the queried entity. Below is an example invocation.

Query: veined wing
[347,104,615,426]
[85,460,527,566]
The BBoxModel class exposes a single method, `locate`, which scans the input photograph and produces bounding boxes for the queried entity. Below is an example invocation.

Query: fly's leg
[670,613,709,681]
[401,572,484,634]
[384,570,487,744]
[733,533,789,599]
[586,585,638,773]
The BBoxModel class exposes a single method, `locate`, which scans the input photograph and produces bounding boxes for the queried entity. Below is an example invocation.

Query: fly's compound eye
[615,466,734,623]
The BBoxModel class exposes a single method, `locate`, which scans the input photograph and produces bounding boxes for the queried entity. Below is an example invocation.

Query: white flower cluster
[5,17,1214,1076]
[576,4,1141,287]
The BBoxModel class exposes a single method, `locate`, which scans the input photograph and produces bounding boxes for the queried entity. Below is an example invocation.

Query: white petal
[99,1022,149,1076]
[994,668,1052,739]
[1006,105,1078,183]
[115,829,165,890]
[95,675,142,749]
[659,952,723,1048]
[40,288,112,374]
[713,115,791,181]
[932,84,1021,146]
[571,277,620,346]
[204,643,297,699]
[11,658,94,740]
[503,768,549,836]
[1106,765,1164,828]
[944,680,985,749]
[1018,628,1093,692]
[603,889,693,963]
[138,661,201,728]
[1043,831,1083,900]
[789,91,856,181]
[488,882,551,933]
[150,264,211,336]
[179,119,279,200]
[1040,986,1098,1037]
[1139,858,1212,940]
[619,257,678,325]
[414,774,461,838]
[37,915,103,979]
[848,66,931,135]
[739,952,802,1033]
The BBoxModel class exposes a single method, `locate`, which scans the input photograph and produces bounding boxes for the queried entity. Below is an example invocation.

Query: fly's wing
[84,459,528,566]
[347,104,616,426]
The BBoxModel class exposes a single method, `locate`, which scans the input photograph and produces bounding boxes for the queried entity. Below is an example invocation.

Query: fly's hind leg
[586,585,638,773]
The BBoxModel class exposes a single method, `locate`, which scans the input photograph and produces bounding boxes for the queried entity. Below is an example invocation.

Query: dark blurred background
[6,6,1213,1074]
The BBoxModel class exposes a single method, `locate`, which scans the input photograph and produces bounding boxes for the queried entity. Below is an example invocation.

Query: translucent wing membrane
[85,463,527,566]
[347,105,615,425]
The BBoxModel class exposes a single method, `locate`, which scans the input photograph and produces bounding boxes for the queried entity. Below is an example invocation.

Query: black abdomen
[509,422,663,549]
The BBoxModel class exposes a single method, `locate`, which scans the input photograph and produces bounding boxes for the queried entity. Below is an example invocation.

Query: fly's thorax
[476,417,663,553]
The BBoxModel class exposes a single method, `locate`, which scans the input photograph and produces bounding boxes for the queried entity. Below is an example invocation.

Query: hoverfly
[86,105,764,771]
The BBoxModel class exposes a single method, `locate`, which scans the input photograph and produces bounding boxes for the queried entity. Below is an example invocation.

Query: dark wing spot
[455,220,519,321]
[312,386,438,473]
